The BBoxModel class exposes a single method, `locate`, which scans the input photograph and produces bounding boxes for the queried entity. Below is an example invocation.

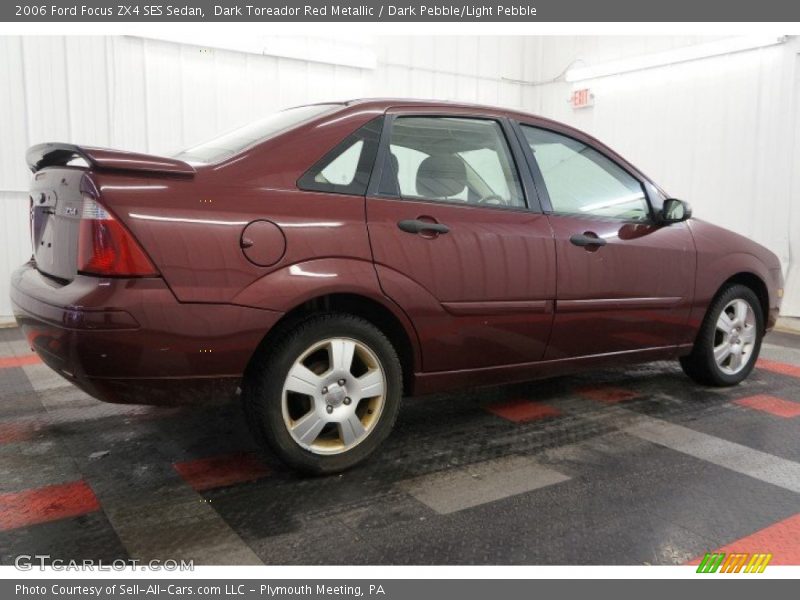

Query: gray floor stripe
[625,414,800,494]
[397,454,570,515]
[0,338,33,358]
[94,483,265,565]
[22,362,73,393]
[761,342,800,365]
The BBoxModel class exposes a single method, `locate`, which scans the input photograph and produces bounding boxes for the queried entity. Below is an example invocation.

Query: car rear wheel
[243,313,402,474]
[679,284,764,386]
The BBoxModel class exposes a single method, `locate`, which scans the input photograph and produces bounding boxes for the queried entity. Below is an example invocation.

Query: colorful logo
[696,552,772,573]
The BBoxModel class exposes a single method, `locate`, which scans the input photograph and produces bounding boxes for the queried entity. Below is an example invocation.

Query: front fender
[690,251,776,331]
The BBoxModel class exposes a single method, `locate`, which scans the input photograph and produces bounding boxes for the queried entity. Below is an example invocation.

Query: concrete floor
[1,326,799,565]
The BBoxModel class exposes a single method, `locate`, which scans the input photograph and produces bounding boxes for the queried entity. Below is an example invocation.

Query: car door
[366,110,556,372]
[515,123,696,360]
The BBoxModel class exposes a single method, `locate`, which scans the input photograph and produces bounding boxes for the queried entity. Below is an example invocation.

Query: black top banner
[4,0,800,22]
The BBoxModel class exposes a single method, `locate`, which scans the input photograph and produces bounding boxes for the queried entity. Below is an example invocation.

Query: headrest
[415,154,466,199]
[387,152,399,175]
[380,152,401,196]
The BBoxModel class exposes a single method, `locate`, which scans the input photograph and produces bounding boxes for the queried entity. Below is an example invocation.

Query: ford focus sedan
[11,99,783,473]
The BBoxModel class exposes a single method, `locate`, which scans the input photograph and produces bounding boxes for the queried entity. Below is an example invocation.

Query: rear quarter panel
[94,106,384,305]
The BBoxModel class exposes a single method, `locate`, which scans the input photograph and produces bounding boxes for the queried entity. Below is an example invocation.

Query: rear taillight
[78,196,159,277]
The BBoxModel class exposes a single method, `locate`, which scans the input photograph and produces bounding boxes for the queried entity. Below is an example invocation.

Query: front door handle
[570,232,607,247]
[397,219,450,235]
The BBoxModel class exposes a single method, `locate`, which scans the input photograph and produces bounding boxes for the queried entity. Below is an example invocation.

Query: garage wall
[0,34,536,319]
[524,35,800,316]
[1,34,799,319]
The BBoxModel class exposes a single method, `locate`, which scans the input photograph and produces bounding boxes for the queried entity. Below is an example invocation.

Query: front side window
[378,117,525,209]
[521,126,649,221]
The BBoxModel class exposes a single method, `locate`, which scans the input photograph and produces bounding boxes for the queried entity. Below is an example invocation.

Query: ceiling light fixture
[565,35,787,82]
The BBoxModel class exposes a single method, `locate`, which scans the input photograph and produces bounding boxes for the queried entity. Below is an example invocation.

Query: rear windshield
[174,104,339,164]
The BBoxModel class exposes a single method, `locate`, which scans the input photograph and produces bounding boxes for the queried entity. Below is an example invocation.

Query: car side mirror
[659,198,692,224]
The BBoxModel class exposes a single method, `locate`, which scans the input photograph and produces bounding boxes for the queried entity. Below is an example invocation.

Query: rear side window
[377,117,525,209]
[298,117,384,196]
[521,125,649,221]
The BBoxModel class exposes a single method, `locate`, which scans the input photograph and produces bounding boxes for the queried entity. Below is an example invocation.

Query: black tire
[243,313,402,475]
[679,284,764,387]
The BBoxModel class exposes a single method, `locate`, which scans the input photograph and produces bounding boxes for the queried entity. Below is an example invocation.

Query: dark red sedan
[11,99,783,473]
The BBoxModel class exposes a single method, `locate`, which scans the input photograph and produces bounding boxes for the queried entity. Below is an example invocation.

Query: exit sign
[570,88,594,109]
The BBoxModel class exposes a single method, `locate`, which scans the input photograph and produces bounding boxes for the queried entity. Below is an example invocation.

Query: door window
[521,126,649,221]
[378,117,525,209]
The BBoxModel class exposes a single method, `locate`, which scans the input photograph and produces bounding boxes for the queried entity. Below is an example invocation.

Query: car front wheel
[244,313,402,474]
[680,284,764,386]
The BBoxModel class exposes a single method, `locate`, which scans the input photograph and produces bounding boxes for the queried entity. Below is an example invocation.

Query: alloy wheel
[713,298,757,375]
[281,337,386,455]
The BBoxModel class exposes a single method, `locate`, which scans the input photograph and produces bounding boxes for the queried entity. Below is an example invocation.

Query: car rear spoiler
[26,143,196,176]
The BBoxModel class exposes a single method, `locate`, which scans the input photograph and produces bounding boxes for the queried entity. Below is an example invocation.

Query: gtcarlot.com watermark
[14,555,194,571]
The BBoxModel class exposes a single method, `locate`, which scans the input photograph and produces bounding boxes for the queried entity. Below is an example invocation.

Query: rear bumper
[10,262,282,404]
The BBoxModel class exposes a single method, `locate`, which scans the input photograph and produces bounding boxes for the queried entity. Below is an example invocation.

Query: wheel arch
[244,292,419,396]
[690,248,777,337]
[716,272,770,326]
[680,270,768,387]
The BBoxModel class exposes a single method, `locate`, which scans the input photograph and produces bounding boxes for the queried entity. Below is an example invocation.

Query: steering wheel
[478,194,505,206]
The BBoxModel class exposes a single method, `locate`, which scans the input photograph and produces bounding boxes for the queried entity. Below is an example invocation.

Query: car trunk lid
[27,144,190,282]
[30,168,84,282]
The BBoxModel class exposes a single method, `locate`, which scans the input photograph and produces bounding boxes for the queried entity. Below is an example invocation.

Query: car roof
[343,97,535,118]
[338,97,580,136]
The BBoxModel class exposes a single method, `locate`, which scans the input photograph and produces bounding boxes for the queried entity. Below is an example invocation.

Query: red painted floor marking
[485,399,562,423]
[575,385,640,404]
[757,359,800,379]
[0,480,100,531]
[173,451,271,492]
[0,354,41,369]
[735,394,800,419]
[0,419,42,444]
[688,513,800,566]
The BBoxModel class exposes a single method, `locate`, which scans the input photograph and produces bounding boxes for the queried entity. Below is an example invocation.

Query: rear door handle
[397,219,450,235]
[570,233,607,247]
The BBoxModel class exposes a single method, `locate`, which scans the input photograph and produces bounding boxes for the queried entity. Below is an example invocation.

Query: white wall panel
[456,37,480,76]
[22,37,72,146]
[782,52,800,317]
[433,37,459,74]
[65,37,111,147]
[179,42,219,147]
[410,36,435,71]
[0,37,28,192]
[108,37,149,152]
[143,39,185,154]
[0,192,31,320]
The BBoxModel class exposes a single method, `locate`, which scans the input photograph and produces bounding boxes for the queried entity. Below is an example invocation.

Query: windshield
[174,104,340,164]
